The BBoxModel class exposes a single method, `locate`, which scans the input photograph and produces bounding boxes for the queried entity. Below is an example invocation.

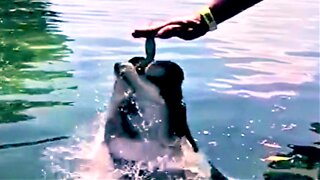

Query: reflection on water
[0,0,74,123]
[0,100,72,123]
[264,122,320,179]
[204,0,319,99]
[0,1,75,178]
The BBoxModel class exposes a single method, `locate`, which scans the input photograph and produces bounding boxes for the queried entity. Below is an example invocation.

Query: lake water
[0,0,319,179]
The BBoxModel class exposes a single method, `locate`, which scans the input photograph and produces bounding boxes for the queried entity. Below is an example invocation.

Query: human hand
[132,14,209,41]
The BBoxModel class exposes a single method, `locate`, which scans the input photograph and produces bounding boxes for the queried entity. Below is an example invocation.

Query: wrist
[208,0,224,24]
[199,6,217,31]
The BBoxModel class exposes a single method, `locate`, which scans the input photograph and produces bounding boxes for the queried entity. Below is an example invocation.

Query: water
[0,0,319,179]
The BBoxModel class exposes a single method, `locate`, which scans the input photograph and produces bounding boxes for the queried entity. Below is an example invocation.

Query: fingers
[177,28,207,40]
[156,24,182,39]
[132,29,157,38]
[157,24,206,41]
[155,19,199,40]
[131,17,187,38]
[132,22,168,38]
[133,24,182,39]
[132,15,207,40]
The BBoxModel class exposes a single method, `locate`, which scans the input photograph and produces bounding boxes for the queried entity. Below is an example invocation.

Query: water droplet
[208,141,217,146]
[203,130,210,135]
[227,133,231,137]
[281,123,297,131]
[249,120,254,124]
[241,133,245,137]
[270,123,276,128]
[245,126,250,129]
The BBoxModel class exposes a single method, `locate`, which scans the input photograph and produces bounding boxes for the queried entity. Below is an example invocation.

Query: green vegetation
[0,0,75,123]
[264,122,320,179]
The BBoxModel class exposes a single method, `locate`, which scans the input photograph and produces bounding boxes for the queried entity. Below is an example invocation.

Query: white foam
[42,110,219,179]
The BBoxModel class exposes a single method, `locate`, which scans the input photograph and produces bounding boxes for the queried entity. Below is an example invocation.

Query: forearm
[209,0,263,24]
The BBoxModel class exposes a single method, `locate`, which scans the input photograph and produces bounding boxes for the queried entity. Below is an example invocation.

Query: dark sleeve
[209,0,264,24]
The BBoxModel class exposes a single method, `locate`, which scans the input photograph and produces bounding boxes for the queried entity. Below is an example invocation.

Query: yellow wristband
[199,6,217,31]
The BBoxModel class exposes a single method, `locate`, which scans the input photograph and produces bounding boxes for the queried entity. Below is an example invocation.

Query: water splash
[42,112,116,179]
[42,110,217,179]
